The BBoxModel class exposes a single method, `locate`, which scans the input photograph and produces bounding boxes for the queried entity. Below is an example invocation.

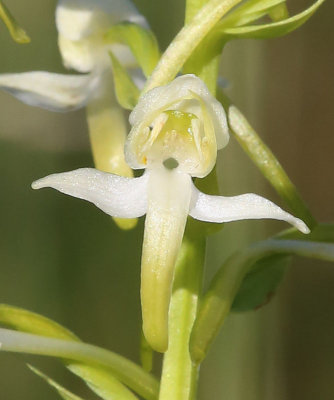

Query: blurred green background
[0,0,333,399]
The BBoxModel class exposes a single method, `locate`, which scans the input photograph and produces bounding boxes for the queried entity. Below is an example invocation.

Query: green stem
[190,238,334,364]
[159,233,206,400]
[219,93,316,229]
[144,0,242,92]
[184,0,222,94]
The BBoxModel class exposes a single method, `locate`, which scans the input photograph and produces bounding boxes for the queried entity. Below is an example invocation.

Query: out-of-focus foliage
[0,0,30,43]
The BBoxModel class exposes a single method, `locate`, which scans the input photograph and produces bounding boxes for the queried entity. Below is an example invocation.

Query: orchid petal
[0,71,98,112]
[128,75,229,157]
[58,33,138,73]
[56,0,148,72]
[57,34,104,73]
[56,0,148,41]
[141,167,192,352]
[189,184,310,234]
[32,168,148,219]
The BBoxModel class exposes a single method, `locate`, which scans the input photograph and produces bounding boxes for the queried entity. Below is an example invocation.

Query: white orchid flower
[32,75,309,352]
[0,0,147,171]
[0,0,148,229]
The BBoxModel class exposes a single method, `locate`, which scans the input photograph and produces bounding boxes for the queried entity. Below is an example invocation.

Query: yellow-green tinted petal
[141,168,192,352]
[86,72,138,229]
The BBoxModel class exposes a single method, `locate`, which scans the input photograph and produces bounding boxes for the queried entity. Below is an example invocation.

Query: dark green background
[0,0,333,399]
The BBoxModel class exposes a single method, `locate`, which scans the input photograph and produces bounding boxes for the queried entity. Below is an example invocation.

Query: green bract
[109,51,140,109]
[28,366,86,400]
[0,0,30,43]
[105,22,160,77]
[218,0,287,29]
[219,0,325,39]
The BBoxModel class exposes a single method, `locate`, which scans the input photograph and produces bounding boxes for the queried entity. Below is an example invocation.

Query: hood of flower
[126,75,229,178]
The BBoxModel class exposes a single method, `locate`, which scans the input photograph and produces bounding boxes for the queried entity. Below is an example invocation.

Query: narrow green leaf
[0,328,159,400]
[28,365,86,400]
[0,0,30,43]
[0,305,159,400]
[234,224,334,312]
[190,238,334,364]
[231,254,290,312]
[68,363,139,400]
[222,0,325,39]
[0,304,79,340]
[109,52,140,110]
[105,22,160,77]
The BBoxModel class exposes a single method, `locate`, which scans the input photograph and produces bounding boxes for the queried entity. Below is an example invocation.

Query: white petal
[128,74,229,149]
[0,71,98,111]
[189,184,310,234]
[32,168,148,218]
[58,34,138,73]
[141,167,192,352]
[56,0,148,41]
[57,34,104,73]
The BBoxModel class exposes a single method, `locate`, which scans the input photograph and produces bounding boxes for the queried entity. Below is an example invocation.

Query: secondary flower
[0,0,146,175]
[0,0,148,230]
[32,75,309,352]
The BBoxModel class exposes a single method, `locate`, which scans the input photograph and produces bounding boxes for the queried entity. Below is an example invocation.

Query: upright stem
[158,1,220,398]
[184,0,221,94]
[144,0,242,92]
[159,232,206,400]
